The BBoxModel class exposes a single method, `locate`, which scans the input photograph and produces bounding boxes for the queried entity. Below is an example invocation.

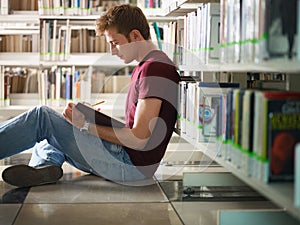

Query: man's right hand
[62,102,75,123]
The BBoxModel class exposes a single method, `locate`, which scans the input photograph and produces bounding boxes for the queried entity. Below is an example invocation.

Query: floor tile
[159,180,268,202]
[0,204,22,225]
[25,174,168,203]
[171,201,279,225]
[14,203,183,225]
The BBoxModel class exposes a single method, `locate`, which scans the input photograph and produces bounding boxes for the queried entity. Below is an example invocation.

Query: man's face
[104,27,137,64]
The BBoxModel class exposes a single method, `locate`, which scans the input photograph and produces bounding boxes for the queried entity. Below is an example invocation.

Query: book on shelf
[152,22,162,50]
[241,89,255,176]
[264,0,298,60]
[197,82,239,144]
[220,0,299,63]
[205,3,221,63]
[0,34,38,53]
[75,102,125,128]
[295,143,300,207]
[240,0,255,63]
[0,0,8,14]
[220,0,241,63]
[251,80,287,91]
[38,0,94,16]
[251,90,300,182]
[138,0,162,9]
[40,19,72,62]
[264,91,300,182]
[177,76,195,136]
[181,2,220,65]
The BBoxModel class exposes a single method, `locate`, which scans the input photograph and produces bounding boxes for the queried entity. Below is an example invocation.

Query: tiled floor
[0,134,280,225]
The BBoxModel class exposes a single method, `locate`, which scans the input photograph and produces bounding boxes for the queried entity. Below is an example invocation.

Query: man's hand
[62,102,86,129]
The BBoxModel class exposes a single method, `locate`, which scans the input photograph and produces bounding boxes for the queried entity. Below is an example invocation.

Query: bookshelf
[0,0,138,114]
[145,0,300,223]
[1,0,300,222]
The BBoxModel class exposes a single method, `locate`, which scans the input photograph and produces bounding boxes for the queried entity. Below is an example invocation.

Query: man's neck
[135,40,159,62]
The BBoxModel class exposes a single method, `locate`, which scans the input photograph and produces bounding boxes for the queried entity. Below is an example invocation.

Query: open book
[75,102,125,128]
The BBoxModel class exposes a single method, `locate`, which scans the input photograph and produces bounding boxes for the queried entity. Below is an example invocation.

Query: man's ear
[129,29,143,41]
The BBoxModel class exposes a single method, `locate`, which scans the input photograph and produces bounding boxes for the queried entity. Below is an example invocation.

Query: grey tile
[159,180,268,202]
[0,204,22,225]
[172,201,280,225]
[25,174,168,203]
[15,203,183,225]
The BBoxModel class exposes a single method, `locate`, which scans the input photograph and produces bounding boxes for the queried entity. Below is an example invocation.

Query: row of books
[0,64,132,107]
[178,79,239,143]
[0,34,39,53]
[182,3,220,65]
[38,0,124,16]
[156,3,221,66]
[137,0,161,9]
[40,19,109,61]
[225,89,300,184]
[70,29,109,53]
[178,79,300,183]
[3,67,38,94]
[0,67,39,106]
[38,66,131,106]
[220,0,299,63]
[0,0,38,14]
[38,66,111,107]
[160,0,299,66]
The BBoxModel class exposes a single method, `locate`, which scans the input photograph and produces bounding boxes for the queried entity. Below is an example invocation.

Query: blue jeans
[0,106,147,185]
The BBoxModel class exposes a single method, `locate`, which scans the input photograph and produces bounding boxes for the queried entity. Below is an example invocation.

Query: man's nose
[110,44,118,55]
[111,47,118,55]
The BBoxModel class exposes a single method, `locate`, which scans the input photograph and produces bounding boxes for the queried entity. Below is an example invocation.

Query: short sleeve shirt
[124,50,180,177]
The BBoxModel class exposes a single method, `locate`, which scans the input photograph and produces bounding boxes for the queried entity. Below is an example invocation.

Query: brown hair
[95,4,150,40]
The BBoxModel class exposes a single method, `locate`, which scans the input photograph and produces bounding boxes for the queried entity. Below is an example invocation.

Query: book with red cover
[75,102,125,128]
[264,91,300,182]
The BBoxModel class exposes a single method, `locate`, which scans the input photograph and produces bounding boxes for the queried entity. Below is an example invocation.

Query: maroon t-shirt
[124,50,180,177]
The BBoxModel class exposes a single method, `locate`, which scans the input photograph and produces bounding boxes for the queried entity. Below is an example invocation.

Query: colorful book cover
[265,92,300,182]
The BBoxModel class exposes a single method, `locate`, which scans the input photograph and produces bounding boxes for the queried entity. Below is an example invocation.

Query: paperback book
[264,92,300,182]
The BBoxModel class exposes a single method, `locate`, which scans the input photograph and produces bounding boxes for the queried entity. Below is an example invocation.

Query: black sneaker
[2,164,63,188]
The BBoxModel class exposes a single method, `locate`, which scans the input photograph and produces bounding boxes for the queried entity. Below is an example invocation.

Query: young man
[0,4,180,187]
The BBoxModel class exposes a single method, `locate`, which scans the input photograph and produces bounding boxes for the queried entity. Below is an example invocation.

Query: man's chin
[122,59,133,64]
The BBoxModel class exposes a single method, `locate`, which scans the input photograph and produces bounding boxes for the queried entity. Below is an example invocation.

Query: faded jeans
[0,106,147,185]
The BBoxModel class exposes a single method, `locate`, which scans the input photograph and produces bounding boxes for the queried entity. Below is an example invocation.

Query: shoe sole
[2,164,63,188]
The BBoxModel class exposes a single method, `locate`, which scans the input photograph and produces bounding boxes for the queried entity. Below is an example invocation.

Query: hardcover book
[75,102,125,128]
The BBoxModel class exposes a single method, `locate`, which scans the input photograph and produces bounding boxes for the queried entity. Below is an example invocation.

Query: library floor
[0,134,279,225]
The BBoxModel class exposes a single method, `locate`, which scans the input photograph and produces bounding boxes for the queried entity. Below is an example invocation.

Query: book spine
[295,143,300,207]
[65,68,72,100]
[0,66,3,106]
[298,0,300,61]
